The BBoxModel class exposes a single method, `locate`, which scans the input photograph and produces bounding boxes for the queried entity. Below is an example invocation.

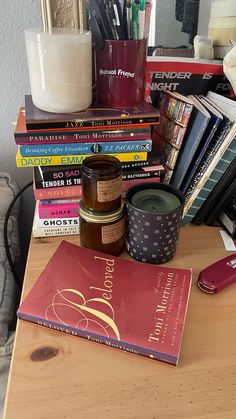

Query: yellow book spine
[16,149,148,167]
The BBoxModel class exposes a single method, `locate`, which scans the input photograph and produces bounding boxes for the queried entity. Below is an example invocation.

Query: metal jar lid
[79,200,126,223]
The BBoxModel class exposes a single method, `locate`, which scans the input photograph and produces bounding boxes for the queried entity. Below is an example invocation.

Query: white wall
[0,1,42,270]
[198,0,214,36]
[0,0,41,186]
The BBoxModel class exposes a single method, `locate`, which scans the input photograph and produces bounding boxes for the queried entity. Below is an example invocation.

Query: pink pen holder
[95,39,147,108]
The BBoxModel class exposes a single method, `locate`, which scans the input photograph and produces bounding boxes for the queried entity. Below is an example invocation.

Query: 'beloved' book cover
[17,241,192,366]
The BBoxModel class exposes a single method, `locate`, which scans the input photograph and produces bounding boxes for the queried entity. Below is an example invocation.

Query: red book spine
[33,185,82,200]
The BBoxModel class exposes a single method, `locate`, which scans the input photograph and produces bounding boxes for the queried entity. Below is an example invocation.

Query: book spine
[35,217,80,228]
[32,225,80,237]
[34,176,82,189]
[33,185,82,200]
[14,127,151,145]
[26,116,160,131]
[121,158,161,169]
[183,135,236,224]
[19,140,152,156]
[16,151,148,167]
[154,132,179,170]
[16,312,176,366]
[159,93,193,126]
[122,167,164,180]
[15,128,152,145]
[38,201,80,218]
[35,166,164,187]
[219,211,236,239]
[157,114,187,148]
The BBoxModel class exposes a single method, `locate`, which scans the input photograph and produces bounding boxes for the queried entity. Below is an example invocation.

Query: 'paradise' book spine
[15,127,152,145]
[16,150,147,167]
[19,139,152,156]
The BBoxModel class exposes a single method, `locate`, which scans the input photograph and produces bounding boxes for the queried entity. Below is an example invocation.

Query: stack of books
[154,90,236,226]
[14,96,162,237]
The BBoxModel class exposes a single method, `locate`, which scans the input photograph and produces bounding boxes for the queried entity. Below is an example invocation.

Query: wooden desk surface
[3,226,236,419]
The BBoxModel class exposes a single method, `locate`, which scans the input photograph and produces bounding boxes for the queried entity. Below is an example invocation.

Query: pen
[144,0,152,39]
[138,0,145,39]
[86,0,111,40]
[122,0,128,39]
[88,16,104,50]
[125,0,132,39]
[113,0,126,40]
[131,2,138,40]
[103,0,117,40]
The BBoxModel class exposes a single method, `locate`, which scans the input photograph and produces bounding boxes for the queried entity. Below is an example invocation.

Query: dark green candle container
[126,182,184,264]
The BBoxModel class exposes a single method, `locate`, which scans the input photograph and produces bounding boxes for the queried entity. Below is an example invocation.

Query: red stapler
[198,253,236,294]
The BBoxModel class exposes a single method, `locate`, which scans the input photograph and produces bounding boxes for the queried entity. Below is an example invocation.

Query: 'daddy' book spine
[19,139,152,156]
[16,148,148,167]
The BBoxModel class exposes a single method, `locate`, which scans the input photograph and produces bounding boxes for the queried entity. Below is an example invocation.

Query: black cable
[3,181,33,289]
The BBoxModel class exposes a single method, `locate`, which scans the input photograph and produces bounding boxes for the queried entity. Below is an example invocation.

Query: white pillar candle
[25,29,92,113]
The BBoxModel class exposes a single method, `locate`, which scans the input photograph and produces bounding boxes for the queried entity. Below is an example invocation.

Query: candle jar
[81,155,122,212]
[126,182,184,264]
[79,200,126,256]
[25,28,92,113]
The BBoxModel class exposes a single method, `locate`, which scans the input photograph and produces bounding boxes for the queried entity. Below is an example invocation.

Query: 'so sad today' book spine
[17,241,192,366]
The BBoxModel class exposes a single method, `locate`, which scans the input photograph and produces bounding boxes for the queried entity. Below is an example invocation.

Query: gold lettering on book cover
[148,272,174,343]
[45,288,120,340]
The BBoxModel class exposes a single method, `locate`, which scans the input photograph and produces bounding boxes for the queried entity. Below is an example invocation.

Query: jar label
[97,175,122,202]
[101,217,125,244]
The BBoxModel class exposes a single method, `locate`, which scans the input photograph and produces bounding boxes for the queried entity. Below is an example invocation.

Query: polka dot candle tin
[126,182,184,264]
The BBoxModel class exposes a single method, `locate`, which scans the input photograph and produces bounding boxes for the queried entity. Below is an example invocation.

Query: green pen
[131,2,138,40]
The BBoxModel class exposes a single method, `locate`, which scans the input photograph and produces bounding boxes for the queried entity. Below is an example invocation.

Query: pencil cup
[25,29,92,113]
[95,39,147,108]
[126,183,184,264]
